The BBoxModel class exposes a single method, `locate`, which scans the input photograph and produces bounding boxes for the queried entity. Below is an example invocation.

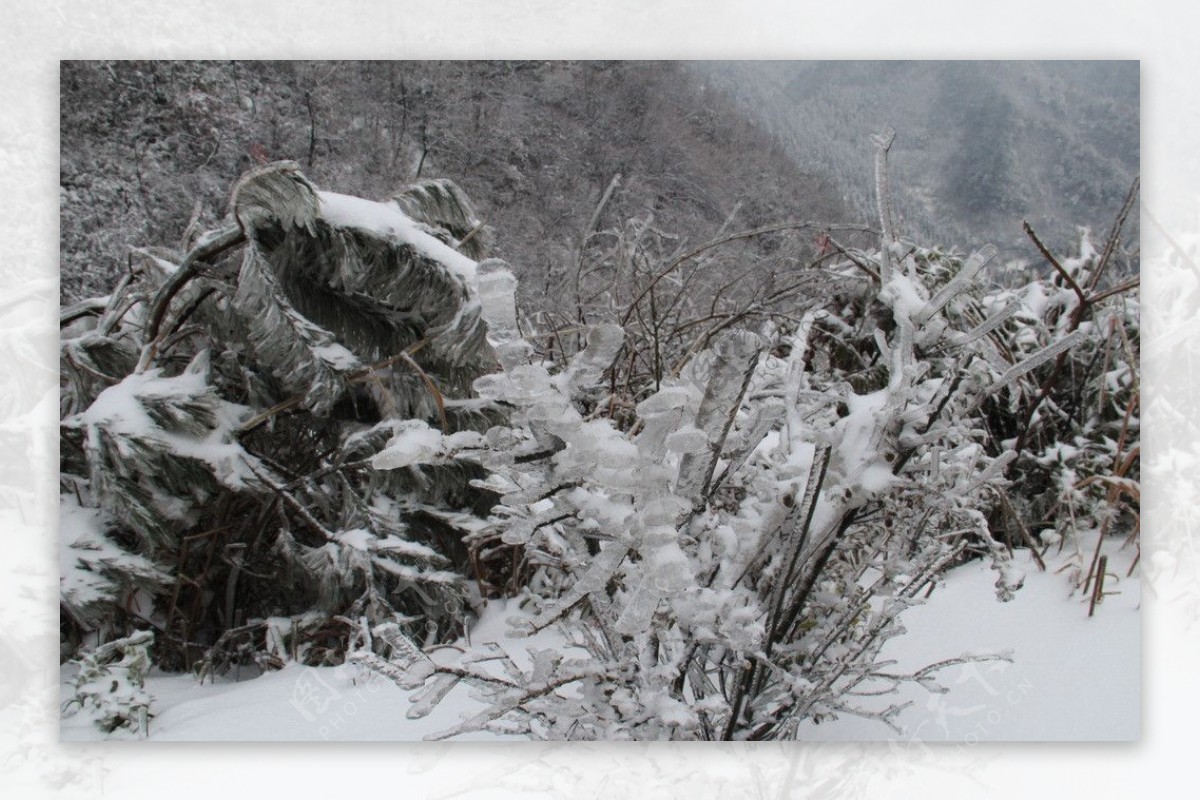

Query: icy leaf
[529,648,562,687]
[232,246,354,416]
[231,161,320,233]
[947,298,1021,348]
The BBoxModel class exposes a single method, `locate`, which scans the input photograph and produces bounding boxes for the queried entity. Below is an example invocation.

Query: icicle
[614,575,663,635]
[873,328,892,365]
[675,330,764,503]
[427,704,515,742]
[946,298,1020,349]
[498,501,568,546]
[872,127,897,284]
[371,621,436,686]
[475,260,519,336]
[634,382,699,461]
[524,544,630,632]
[476,258,532,371]
[962,450,1017,494]
[563,324,625,390]
[406,673,462,719]
[574,543,631,594]
[665,425,709,454]
[711,398,786,493]
[890,316,914,392]
[635,383,695,418]
[462,642,524,684]
[915,245,997,325]
[351,651,428,690]
[989,329,1086,392]
[778,443,832,553]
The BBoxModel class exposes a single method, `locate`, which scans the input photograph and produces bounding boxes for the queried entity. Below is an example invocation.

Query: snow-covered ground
[796,534,1139,742]
[61,599,548,742]
[61,534,1138,743]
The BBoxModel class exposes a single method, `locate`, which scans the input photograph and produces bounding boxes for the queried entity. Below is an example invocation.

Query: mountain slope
[696,61,1138,262]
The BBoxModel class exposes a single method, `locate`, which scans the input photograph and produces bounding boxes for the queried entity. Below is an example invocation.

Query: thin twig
[1088,175,1140,293]
[620,221,873,327]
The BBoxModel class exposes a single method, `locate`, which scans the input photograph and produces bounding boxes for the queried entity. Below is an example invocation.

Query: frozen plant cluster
[60,132,1138,739]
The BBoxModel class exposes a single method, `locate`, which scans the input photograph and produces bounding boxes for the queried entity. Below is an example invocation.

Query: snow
[371,535,445,562]
[61,538,1138,742]
[833,389,890,496]
[75,361,260,491]
[312,341,360,370]
[58,498,149,611]
[370,420,445,469]
[60,599,559,742]
[859,461,899,495]
[317,191,477,283]
[333,528,374,552]
[79,368,203,435]
[879,273,927,323]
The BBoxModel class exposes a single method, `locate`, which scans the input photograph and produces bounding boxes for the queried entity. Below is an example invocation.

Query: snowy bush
[378,220,1012,738]
[61,162,506,670]
[350,134,1136,739]
[63,630,154,737]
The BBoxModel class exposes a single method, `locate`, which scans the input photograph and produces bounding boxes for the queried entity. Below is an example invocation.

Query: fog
[697,61,1139,264]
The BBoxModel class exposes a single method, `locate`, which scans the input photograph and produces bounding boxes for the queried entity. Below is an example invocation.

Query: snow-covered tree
[61,162,507,678]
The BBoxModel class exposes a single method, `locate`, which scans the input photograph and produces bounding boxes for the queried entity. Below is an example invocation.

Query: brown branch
[997,489,1047,572]
[1023,220,1086,309]
[136,225,245,372]
[827,236,881,283]
[455,221,485,251]
[389,350,450,431]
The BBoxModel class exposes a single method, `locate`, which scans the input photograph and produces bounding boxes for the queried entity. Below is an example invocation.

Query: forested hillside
[61,61,847,304]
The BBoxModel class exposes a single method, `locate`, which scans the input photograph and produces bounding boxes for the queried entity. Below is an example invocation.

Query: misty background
[703,61,1138,252]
